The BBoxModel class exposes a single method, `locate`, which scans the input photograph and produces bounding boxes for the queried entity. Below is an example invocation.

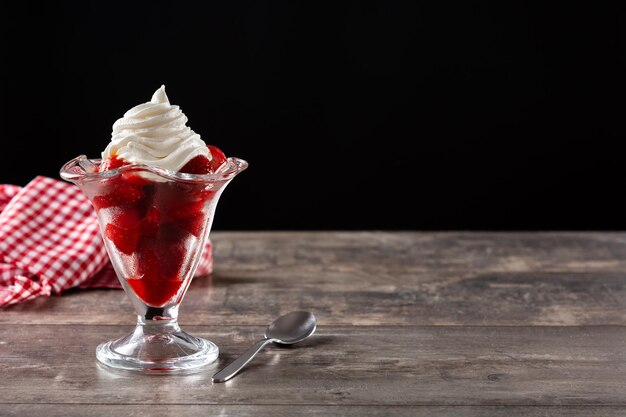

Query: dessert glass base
[96,307,218,373]
[61,155,247,374]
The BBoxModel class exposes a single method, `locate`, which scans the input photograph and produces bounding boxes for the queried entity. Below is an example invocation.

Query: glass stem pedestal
[96,305,218,373]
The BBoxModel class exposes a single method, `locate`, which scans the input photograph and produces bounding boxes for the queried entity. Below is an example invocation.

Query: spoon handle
[212,338,274,383]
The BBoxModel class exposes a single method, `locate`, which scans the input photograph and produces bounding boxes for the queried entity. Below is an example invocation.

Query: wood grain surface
[1,232,625,416]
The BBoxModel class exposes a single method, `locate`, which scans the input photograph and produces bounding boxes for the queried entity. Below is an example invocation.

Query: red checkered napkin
[0,176,213,307]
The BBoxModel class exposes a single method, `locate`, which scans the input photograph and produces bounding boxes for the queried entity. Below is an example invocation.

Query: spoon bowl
[266,311,317,344]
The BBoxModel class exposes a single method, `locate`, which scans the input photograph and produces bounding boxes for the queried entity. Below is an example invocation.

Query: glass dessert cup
[60,155,247,373]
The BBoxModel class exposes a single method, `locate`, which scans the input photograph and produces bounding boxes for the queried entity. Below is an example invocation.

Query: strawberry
[93,183,144,210]
[126,276,183,307]
[105,223,140,254]
[167,200,205,220]
[127,241,185,306]
[110,208,142,230]
[207,145,227,172]
[180,155,211,174]
[177,213,206,237]
[136,238,186,280]
[98,155,128,172]
[179,146,228,174]
[136,242,160,280]
[166,194,207,237]
[159,242,186,281]
[141,206,160,238]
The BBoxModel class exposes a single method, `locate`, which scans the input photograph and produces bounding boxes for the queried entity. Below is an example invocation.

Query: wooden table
[1,232,625,416]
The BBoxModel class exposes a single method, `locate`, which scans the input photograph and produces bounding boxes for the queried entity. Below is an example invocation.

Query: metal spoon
[212,311,317,383]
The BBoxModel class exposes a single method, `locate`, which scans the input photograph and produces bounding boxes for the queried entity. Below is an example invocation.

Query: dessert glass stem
[140,305,179,322]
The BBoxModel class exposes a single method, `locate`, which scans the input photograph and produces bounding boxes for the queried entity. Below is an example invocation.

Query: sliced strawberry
[136,238,186,281]
[127,241,184,306]
[110,207,143,230]
[185,188,216,207]
[93,183,144,210]
[105,223,140,254]
[98,156,128,172]
[155,221,182,242]
[207,145,227,172]
[177,213,206,237]
[136,241,160,279]
[159,242,186,281]
[179,146,228,174]
[180,155,211,174]
[167,200,205,220]
[126,276,183,307]
[141,206,160,238]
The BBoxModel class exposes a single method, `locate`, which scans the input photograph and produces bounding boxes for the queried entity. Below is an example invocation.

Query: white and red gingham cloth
[0,176,213,307]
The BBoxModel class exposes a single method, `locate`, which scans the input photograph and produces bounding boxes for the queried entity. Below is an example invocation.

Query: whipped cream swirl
[102,85,210,172]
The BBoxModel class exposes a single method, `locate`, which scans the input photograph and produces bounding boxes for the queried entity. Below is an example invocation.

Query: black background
[2,2,626,230]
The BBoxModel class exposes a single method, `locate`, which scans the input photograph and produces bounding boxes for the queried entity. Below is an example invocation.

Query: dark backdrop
[2,2,626,230]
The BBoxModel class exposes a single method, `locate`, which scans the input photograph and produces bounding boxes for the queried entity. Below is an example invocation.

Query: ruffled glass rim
[60,154,248,184]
